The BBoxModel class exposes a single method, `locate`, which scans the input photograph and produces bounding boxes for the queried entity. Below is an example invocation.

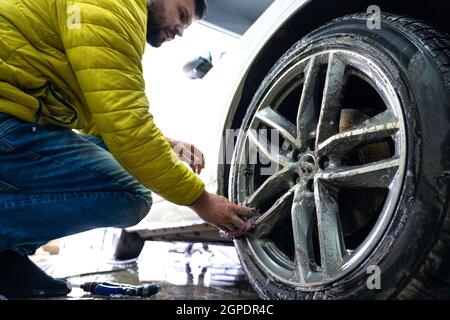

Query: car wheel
[230,13,450,299]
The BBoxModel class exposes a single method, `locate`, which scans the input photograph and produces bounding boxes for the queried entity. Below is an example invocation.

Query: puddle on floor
[30,229,259,300]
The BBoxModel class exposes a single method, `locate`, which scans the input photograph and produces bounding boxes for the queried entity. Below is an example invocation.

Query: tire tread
[237,12,450,300]
[309,13,450,299]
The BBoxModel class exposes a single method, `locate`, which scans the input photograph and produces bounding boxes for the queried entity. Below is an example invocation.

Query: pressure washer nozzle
[79,281,160,297]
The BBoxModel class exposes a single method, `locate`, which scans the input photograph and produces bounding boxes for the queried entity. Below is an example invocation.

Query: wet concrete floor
[30,232,259,300]
[63,267,258,300]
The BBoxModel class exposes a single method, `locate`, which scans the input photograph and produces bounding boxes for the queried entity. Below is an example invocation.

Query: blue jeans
[0,113,152,255]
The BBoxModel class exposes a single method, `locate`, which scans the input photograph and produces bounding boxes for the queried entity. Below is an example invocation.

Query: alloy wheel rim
[233,49,407,288]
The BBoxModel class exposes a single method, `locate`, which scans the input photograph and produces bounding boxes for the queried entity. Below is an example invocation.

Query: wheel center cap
[299,153,317,175]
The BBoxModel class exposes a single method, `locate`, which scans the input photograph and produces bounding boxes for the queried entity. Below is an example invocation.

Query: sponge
[218,210,260,240]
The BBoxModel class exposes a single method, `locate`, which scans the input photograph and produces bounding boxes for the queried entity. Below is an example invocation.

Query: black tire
[231,13,450,299]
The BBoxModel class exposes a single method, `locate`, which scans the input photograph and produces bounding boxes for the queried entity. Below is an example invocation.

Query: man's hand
[189,191,254,232]
[166,137,205,174]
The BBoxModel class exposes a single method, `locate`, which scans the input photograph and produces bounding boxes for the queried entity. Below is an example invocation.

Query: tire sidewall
[231,17,450,299]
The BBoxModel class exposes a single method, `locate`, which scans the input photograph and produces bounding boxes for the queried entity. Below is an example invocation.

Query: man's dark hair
[194,0,207,19]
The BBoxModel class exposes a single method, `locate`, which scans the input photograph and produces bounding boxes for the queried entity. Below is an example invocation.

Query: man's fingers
[230,215,246,229]
[190,144,195,165]
[222,224,235,232]
[235,206,254,218]
[189,165,202,175]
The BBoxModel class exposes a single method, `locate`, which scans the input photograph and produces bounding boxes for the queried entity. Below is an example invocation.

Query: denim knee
[120,191,153,228]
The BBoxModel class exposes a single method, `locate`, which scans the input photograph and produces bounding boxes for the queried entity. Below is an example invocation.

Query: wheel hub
[298,153,317,176]
[233,48,406,288]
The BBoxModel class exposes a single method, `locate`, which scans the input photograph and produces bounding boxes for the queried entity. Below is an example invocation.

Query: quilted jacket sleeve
[57,0,205,205]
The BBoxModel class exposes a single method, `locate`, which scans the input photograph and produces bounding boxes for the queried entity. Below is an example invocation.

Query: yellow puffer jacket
[0,0,205,205]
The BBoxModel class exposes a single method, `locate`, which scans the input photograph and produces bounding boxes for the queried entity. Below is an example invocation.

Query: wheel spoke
[297,56,321,147]
[317,111,399,156]
[292,185,317,283]
[314,181,346,277]
[248,129,292,168]
[257,60,307,110]
[317,158,401,188]
[316,53,348,145]
[255,107,299,148]
[254,188,295,238]
[246,168,296,208]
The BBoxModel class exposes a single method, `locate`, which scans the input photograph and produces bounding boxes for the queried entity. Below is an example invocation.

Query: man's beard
[146,0,167,47]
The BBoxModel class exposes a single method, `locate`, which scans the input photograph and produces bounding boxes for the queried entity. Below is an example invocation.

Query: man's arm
[57,0,252,230]
[58,0,204,206]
